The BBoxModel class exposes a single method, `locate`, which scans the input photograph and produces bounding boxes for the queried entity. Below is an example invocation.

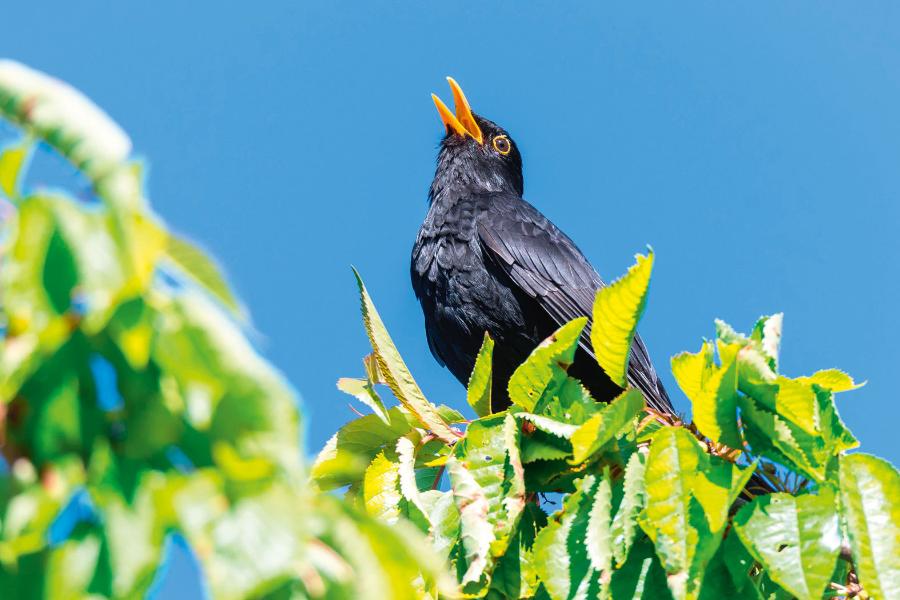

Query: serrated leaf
[674,341,742,448]
[591,250,654,387]
[396,436,428,520]
[733,491,841,600]
[353,269,456,443]
[570,388,644,464]
[533,475,600,600]
[337,377,391,425]
[447,457,493,587]
[453,414,526,563]
[467,332,494,417]
[587,474,614,590]
[670,342,714,406]
[798,369,865,393]
[516,412,579,439]
[838,453,900,599]
[612,451,646,567]
[363,451,403,523]
[639,427,741,599]
[750,313,783,371]
[509,318,586,411]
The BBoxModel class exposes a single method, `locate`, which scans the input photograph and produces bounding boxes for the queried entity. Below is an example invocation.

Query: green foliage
[3,60,899,600]
[322,259,900,599]
[0,61,448,599]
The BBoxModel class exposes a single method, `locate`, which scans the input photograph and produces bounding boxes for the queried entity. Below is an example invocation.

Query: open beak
[431,77,483,144]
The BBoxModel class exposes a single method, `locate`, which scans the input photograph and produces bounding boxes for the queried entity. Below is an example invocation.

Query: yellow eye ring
[492,135,511,155]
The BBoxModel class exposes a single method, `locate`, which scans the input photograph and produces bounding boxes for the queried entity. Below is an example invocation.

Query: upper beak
[431,77,484,144]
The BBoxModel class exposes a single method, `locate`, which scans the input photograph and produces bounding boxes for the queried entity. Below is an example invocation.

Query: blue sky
[4,2,900,597]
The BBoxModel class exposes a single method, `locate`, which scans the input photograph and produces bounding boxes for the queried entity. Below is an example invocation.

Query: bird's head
[429,77,524,202]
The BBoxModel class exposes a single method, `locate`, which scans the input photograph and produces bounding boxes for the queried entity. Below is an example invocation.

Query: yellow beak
[431,77,484,144]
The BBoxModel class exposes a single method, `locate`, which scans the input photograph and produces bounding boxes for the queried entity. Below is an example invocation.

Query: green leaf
[587,473,614,590]
[797,369,865,392]
[638,427,747,599]
[0,140,30,199]
[733,490,841,600]
[312,407,414,490]
[447,456,493,587]
[453,414,526,560]
[673,342,742,448]
[509,318,586,412]
[570,388,644,464]
[353,269,456,443]
[363,451,403,523]
[533,475,601,600]
[610,536,674,600]
[591,250,654,387]
[165,232,243,317]
[337,377,390,425]
[611,451,646,567]
[750,313,783,371]
[516,412,579,439]
[396,435,429,524]
[467,332,494,417]
[838,453,900,599]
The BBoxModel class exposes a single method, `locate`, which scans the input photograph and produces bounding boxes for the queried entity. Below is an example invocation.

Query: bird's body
[412,80,674,414]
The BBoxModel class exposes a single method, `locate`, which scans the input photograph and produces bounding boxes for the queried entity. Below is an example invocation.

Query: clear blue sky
[4,2,899,597]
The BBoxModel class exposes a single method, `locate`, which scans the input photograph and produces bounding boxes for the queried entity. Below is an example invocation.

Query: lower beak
[431,77,483,144]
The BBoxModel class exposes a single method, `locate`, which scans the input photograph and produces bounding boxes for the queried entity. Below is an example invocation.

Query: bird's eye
[492,135,511,155]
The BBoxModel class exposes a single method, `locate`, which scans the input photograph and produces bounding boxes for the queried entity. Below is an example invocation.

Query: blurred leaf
[591,250,653,387]
[353,269,456,443]
[312,407,415,490]
[733,490,841,600]
[466,332,494,418]
[0,140,30,199]
[165,232,243,317]
[508,318,586,412]
[838,453,900,599]
[570,388,643,464]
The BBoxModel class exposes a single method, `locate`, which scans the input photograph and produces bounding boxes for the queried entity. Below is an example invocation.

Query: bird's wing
[476,192,674,413]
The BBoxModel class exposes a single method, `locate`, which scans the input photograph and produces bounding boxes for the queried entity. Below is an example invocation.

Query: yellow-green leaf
[733,491,841,600]
[508,318,586,412]
[838,453,900,599]
[591,250,654,387]
[570,388,644,464]
[337,377,390,425]
[467,332,494,417]
[798,369,865,393]
[363,451,402,523]
[0,141,29,198]
[353,269,456,443]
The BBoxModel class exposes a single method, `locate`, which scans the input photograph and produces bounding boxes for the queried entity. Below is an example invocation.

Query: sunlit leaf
[797,368,865,393]
[0,140,30,199]
[838,453,900,599]
[165,232,243,317]
[447,456,493,587]
[509,318,586,412]
[611,451,646,567]
[467,332,494,418]
[591,250,654,387]
[733,490,841,600]
[570,388,643,464]
[337,377,390,425]
[353,269,456,443]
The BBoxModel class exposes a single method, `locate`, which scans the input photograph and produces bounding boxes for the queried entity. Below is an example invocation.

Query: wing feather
[476,192,674,413]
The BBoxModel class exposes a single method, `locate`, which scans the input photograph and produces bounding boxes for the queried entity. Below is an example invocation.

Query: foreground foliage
[0,61,449,598]
[316,255,900,598]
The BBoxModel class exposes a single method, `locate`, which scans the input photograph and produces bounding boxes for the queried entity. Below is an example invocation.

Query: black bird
[411,78,674,415]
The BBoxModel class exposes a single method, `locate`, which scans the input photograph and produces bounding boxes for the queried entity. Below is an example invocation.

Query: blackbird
[411,78,674,415]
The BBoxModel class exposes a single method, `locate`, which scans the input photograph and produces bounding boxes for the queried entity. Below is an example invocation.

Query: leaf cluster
[320,252,900,599]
